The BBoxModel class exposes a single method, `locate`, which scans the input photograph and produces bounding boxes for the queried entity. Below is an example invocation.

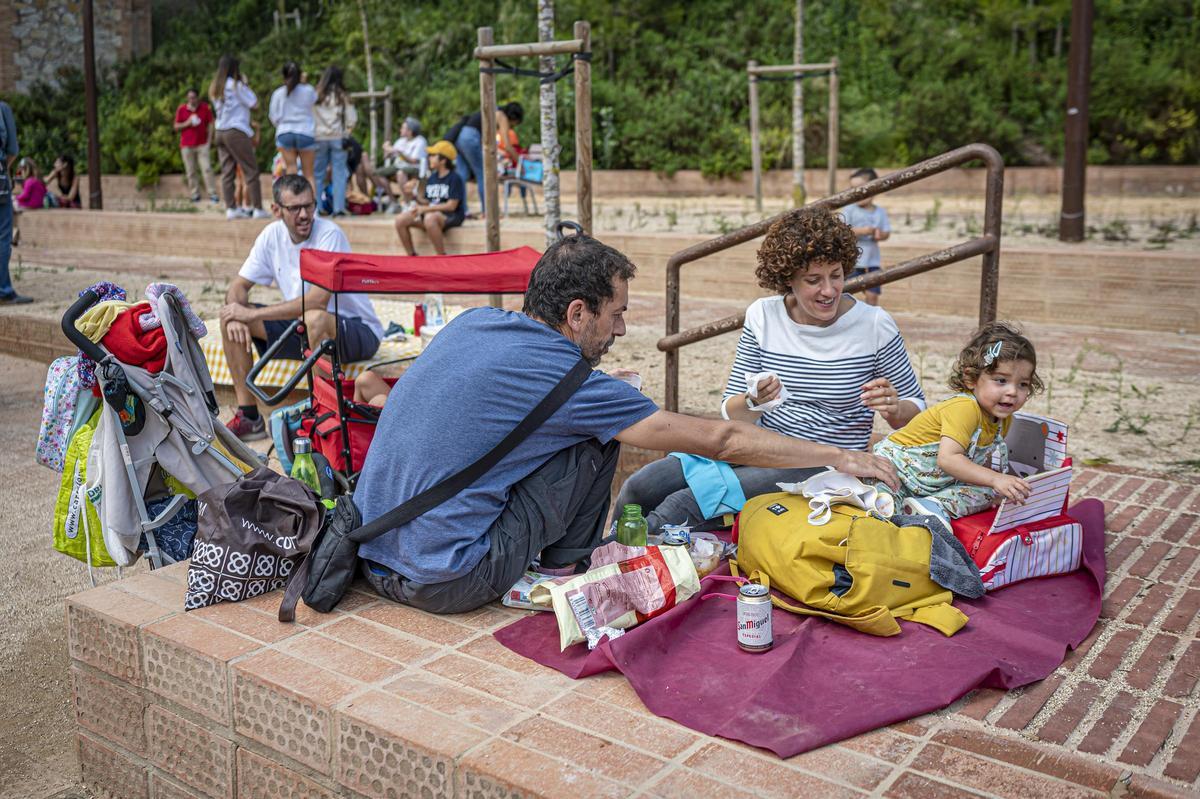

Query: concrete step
[14,210,1200,334]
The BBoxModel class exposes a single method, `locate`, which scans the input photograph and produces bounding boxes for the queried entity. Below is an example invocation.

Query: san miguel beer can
[736,583,773,652]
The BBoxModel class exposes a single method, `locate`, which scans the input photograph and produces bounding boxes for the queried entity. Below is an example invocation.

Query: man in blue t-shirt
[841,167,891,307]
[354,233,900,614]
[393,139,465,256]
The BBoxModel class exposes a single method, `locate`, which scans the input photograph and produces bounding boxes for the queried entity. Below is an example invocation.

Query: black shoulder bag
[282,357,592,621]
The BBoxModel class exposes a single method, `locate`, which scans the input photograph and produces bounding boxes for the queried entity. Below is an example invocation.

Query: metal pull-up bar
[475,22,593,276]
[748,57,840,211]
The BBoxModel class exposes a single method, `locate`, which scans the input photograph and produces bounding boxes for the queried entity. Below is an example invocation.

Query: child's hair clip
[983,340,1003,366]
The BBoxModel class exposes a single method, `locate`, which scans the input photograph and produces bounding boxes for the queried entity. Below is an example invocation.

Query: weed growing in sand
[1097,219,1132,242]
[665,207,678,231]
[713,215,736,235]
[200,261,221,297]
[922,200,941,232]
[963,213,981,237]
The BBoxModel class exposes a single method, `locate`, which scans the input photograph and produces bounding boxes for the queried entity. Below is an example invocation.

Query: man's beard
[583,336,614,367]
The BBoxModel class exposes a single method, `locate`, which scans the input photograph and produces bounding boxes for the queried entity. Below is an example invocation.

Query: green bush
[1,0,1194,177]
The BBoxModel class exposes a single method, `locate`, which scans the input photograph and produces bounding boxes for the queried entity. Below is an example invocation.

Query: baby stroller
[62,290,262,567]
[246,245,543,494]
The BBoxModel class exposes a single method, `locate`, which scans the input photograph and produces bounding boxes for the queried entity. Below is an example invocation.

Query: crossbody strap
[348,357,593,543]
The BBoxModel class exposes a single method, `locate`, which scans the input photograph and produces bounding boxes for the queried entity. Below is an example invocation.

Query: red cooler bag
[952,508,1083,591]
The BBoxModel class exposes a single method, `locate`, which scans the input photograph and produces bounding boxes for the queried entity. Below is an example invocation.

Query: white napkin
[744,370,789,412]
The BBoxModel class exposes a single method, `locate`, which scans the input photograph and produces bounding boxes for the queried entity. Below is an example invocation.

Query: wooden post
[573,20,593,235]
[538,0,562,247]
[748,62,762,212]
[1059,0,1093,242]
[382,87,393,156]
[827,58,839,197]
[479,27,502,307]
[82,0,103,209]
[792,0,806,207]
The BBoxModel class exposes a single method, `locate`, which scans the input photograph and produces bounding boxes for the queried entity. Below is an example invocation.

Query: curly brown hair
[949,321,1045,395]
[755,206,861,294]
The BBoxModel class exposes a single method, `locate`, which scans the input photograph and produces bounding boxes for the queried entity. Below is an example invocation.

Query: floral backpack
[37,356,95,472]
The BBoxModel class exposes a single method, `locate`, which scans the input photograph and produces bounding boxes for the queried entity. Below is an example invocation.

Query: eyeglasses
[279,201,315,215]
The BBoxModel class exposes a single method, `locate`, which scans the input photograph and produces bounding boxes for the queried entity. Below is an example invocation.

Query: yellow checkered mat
[200,331,422,387]
[199,300,462,387]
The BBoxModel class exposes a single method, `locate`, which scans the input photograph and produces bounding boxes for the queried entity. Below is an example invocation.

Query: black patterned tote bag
[185,467,322,610]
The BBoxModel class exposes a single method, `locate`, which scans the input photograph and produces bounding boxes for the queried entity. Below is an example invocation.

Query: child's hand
[992,474,1032,504]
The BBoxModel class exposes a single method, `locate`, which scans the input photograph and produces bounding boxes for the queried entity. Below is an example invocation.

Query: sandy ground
[581,193,1200,253]
[0,354,109,799]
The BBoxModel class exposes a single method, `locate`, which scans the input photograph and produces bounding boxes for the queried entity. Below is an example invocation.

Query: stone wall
[0,0,152,94]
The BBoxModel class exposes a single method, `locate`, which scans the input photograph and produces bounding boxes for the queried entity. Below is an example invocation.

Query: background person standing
[0,100,31,304]
[312,66,357,218]
[174,88,219,203]
[842,167,891,307]
[210,54,270,220]
[268,62,318,196]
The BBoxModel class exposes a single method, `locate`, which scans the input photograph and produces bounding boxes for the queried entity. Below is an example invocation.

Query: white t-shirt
[214,78,257,137]
[269,84,318,138]
[390,135,429,178]
[238,217,383,339]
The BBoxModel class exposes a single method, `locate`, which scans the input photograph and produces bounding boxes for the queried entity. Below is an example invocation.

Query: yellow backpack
[731,492,968,637]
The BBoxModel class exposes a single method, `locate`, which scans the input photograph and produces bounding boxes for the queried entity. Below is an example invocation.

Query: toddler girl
[874,322,1042,532]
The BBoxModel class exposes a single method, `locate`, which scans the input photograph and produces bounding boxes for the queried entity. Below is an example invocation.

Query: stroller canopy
[300,247,542,294]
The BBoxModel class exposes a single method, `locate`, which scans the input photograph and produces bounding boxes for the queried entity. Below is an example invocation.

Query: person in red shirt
[174,88,219,203]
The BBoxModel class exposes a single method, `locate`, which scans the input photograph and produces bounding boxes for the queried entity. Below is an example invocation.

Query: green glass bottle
[290,437,322,496]
[616,504,648,547]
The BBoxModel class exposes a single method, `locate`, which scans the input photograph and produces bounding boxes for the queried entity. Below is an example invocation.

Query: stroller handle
[62,290,109,363]
[247,318,334,406]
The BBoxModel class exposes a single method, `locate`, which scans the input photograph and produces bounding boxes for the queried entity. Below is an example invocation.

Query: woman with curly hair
[615,205,925,534]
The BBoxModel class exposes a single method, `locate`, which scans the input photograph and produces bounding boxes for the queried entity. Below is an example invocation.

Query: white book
[989,465,1073,534]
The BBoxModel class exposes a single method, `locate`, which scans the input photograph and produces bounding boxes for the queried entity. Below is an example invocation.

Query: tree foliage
[2,0,1195,180]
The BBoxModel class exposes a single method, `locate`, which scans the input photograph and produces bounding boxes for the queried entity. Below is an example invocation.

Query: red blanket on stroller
[494,498,1105,757]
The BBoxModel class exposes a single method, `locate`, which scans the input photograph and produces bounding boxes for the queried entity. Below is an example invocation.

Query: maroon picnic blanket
[494,498,1106,758]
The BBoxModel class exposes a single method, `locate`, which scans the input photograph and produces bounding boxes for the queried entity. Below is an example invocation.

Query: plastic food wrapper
[744,370,789,412]
[501,570,563,611]
[689,532,722,577]
[532,541,701,651]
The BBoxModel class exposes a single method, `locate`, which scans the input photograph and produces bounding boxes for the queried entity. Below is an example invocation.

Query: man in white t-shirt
[219,173,383,439]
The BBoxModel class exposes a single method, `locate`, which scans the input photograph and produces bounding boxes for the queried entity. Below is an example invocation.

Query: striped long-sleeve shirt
[722,295,926,452]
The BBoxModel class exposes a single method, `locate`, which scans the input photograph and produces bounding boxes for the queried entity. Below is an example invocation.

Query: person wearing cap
[394,140,465,256]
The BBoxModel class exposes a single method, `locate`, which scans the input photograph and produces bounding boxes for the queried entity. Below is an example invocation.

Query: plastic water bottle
[616,504,648,547]
[290,438,322,496]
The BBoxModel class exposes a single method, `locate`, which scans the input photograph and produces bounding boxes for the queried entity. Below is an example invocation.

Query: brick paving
[66,466,1200,799]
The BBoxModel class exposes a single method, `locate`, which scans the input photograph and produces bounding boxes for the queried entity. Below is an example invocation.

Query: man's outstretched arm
[614,410,899,491]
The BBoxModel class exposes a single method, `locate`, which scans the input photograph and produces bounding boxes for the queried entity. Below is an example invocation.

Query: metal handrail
[658,142,1004,411]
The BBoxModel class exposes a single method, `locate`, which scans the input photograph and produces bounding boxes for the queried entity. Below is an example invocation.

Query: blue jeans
[453,125,485,215]
[614,456,821,534]
[314,139,348,215]
[0,200,13,299]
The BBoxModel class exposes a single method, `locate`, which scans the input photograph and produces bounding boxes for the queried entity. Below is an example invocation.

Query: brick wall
[0,0,152,94]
